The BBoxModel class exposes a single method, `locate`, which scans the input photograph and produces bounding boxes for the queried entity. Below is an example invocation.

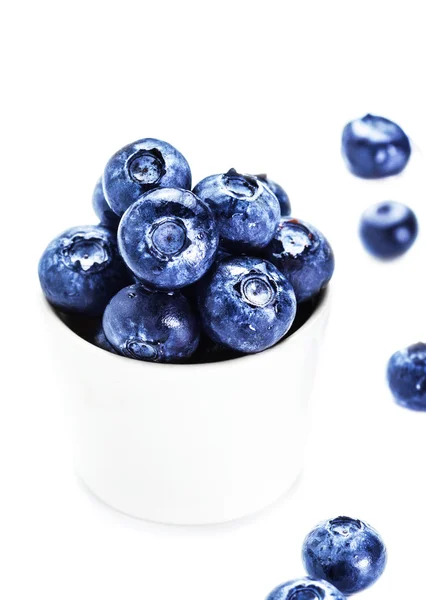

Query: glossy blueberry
[92,178,120,228]
[387,342,426,411]
[360,201,418,259]
[103,138,192,216]
[256,174,291,216]
[197,256,296,353]
[103,284,199,362]
[39,225,131,316]
[342,114,411,178]
[265,218,334,303]
[266,578,346,600]
[302,517,387,595]
[193,168,280,250]
[118,188,218,290]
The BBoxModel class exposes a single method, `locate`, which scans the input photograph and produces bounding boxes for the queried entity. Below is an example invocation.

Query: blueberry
[266,578,346,600]
[193,168,280,249]
[342,114,411,178]
[360,201,418,259]
[256,174,291,216]
[197,256,296,353]
[92,178,120,227]
[265,218,334,303]
[302,517,387,595]
[39,225,131,316]
[118,187,218,290]
[103,284,199,362]
[387,342,426,411]
[103,138,192,216]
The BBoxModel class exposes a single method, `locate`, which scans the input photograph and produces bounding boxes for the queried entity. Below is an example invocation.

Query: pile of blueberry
[267,516,386,600]
[38,138,335,363]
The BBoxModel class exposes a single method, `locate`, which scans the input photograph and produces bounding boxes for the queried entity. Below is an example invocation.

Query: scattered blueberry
[193,168,280,249]
[302,516,387,595]
[265,218,334,303]
[266,578,346,600]
[92,178,120,228]
[103,284,199,362]
[256,174,291,216]
[103,138,192,216]
[197,256,296,353]
[118,187,218,289]
[39,225,131,316]
[342,114,411,178]
[360,201,418,259]
[387,342,426,411]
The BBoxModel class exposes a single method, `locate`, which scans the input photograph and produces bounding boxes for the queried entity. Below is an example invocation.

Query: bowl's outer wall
[42,290,330,525]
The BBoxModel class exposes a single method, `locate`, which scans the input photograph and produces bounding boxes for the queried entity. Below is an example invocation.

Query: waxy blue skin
[39,225,131,316]
[360,201,418,259]
[92,178,120,228]
[342,114,411,178]
[103,284,199,362]
[256,174,291,216]
[265,218,334,303]
[103,138,192,216]
[387,342,426,411]
[193,168,280,250]
[266,578,346,600]
[118,187,219,290]
[197,256,296,353]
[302,517,387,595]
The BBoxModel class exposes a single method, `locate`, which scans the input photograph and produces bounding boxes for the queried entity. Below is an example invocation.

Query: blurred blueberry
[103,284,199,362]
[342,114,411,178]
[387,342,426,411]
[197,256,296,353]
[266,578,346,600]
[360,201,418,259]
[92,177,120,227]
[118,187,218,290]
[265,218,334,303]
[103,138,192,216]
[302,517,387,595]
[256,174,291,216]
[39,225,131,316]
[193,168,280,250]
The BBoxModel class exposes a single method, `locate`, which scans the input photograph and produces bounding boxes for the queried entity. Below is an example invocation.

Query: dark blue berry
[342,114,411,178]
[118,187,218,290]
[265,218,334,303]
[193,168,280,250]
[103,138,192,216]
[103,284,199,362]
[39,225,131,316]
[302,517,387,595]
[266,578,345,600]
[387,342,426,411]
[92,178,120,227]
[360,201,418,259]
[197,256,296,353]
[256,174,291,216]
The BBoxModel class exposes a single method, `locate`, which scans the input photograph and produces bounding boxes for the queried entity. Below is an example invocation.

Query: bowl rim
[41,285,331,370]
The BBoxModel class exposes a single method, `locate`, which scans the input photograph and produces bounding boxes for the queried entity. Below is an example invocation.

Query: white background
[2,1,426,598]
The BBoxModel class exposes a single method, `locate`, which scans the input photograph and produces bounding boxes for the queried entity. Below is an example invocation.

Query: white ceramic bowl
[42,288,331,525]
